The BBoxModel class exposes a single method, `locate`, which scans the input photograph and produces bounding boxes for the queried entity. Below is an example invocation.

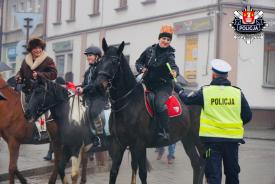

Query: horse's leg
[71,146,83,184]
[181,133,205,184]
[80,147,89,184]
[47,122,61,184]
[58,146,71,184]
[135,147,147,184]
[130,147,138,184]
[109,141,126,184]
[7,138,27,184]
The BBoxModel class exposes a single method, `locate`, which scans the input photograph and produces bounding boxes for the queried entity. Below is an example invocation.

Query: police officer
[76,45,107,148]
[135,24,179,140]
[174,59,252,184]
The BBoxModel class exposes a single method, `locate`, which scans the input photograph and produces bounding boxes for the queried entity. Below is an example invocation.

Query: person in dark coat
[15,37,57,100]
[174,59,252,184]
[76,45,107,148]
[135,24,179,140]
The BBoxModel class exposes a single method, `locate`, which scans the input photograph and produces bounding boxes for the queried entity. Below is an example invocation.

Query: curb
[0,161,111,182]
[244,136,275,141]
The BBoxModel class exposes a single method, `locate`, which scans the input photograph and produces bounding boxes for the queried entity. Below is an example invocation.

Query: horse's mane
[43,79,69,102]
[0,76,20,97]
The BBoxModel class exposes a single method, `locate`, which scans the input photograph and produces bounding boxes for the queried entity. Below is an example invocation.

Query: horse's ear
[117,41,125,55]
[102,38,108,52]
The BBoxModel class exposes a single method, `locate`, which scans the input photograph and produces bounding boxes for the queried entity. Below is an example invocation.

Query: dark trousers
[204,142,240,184]
[152,84,173,113]
[150,83,173,134]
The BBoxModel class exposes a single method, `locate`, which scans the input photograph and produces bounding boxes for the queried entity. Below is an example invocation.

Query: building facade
[0,0,44,78]
[44,0,275,127]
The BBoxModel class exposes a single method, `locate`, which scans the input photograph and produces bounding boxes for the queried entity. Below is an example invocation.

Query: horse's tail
[146,157,152,172]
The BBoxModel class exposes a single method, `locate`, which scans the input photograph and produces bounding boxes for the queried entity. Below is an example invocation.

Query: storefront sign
[174,17,213,35]
[53,40,73,53]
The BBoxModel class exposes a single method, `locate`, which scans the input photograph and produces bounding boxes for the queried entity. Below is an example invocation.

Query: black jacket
[82,63,98,98]
[136,44,179,89]
[179,77,252,143]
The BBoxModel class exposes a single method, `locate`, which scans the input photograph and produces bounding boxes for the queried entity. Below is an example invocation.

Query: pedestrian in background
[174,59,252,184]
[156,143,176,164]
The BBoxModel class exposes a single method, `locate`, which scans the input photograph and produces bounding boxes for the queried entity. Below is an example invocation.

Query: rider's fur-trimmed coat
[16,51,57,81]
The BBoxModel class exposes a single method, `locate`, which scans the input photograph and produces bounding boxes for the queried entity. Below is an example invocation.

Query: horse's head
[25,77,68,122]
[95,38,125,94]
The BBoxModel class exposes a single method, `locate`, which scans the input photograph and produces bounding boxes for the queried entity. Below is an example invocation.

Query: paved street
[1,134,275,184]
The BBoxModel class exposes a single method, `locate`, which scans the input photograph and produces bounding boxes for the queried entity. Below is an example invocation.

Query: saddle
[144,90,182,118]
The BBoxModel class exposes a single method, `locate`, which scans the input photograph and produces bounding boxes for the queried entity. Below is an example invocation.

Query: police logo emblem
[230,5,268,44]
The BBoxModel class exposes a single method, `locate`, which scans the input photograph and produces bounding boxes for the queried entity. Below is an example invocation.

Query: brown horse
[93,38,206,184]
[0,75,62,184]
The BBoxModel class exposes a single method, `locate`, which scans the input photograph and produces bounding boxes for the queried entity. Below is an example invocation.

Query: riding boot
[157,109,170,140]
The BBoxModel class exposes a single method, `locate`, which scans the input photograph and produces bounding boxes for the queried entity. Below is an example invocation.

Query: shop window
[56,54,73,79]
[184,35,198,86]
[263,33,275,87]
[56,55,65,77]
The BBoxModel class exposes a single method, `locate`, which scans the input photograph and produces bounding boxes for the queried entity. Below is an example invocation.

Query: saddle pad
[145,92,182,118]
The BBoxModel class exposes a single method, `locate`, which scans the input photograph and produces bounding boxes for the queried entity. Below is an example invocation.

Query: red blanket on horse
[144,90,182,118]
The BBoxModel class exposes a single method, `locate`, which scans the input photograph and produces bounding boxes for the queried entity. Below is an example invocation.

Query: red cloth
[145,92,182,118]
[66,82,76,93]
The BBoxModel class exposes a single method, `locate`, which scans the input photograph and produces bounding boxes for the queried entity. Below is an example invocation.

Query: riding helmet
[84,45,102,57]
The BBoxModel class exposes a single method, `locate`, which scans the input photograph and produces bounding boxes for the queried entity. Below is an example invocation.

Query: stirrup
[157,130,170,140]
[92,136,102,148]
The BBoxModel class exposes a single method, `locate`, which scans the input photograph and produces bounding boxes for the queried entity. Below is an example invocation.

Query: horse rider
[76,45,108,148]
[15,37,57,102]
[135,24,179,140]
[174,59,252,184]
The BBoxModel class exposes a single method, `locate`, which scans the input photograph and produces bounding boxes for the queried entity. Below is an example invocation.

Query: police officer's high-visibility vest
[200,85,244,139]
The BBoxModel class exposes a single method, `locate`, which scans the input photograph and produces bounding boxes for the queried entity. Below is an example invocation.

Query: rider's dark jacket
[135,44,179,90]
[82,63,99,100]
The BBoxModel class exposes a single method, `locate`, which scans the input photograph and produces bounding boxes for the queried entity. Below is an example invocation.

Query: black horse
[25,78,96,184]
[92,38,206,184]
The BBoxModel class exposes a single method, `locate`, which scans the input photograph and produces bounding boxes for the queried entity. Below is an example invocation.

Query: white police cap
[211,59,231,74]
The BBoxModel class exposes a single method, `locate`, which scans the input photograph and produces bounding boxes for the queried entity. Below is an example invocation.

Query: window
[115,0,127,11]
[27,0,32,11]
[20,2,25,12]
[56,54,73,78]
[67,0,76,21]
[56,55,65,77]
[141,0,156,5]
[263,33,275,87]
[11,5,17,30]
[119,0,127,8]
[54,0,62,25]
[92,0,100,15]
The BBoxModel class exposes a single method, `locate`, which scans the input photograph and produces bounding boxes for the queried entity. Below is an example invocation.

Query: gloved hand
[174,82,184,94]
[15,75,22,84]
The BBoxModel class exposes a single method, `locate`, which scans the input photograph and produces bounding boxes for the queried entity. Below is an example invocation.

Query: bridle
[97,55,121,90]
[97,54,138,112]
[31,81,65,118]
